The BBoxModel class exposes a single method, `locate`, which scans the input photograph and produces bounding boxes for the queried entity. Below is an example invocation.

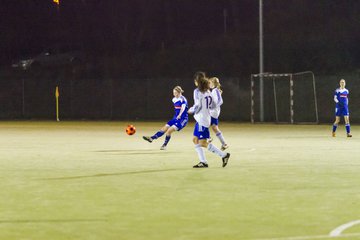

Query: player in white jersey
[143,86,189,150]
[188,72,230,168]
[332,79,352,137]
[208,77,228,150]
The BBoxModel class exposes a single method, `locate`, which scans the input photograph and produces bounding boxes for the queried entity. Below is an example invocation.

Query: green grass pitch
[1,121,360,240]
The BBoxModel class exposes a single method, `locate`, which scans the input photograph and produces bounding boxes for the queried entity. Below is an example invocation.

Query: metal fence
[0,75,247,121]
[1,72,359,123]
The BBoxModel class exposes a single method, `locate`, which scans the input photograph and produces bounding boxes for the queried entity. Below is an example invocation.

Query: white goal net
[251,71,319,124]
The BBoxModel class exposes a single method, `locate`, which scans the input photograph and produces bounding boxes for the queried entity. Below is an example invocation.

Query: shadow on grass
[93,149,175,155]
[0,219,106,224]
[39,168,193,181]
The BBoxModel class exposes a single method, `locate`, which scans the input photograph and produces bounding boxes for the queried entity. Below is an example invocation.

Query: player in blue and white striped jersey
[209,77,228,150]
[143,86,189,150]
[188,72,230,168]
[332,79,352,137]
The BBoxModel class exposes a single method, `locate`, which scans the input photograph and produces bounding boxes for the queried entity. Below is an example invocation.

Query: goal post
[251,71,319,124]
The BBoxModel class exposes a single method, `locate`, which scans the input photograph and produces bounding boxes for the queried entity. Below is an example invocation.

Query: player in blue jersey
[208,77,228,150]
[332,79,352,137]
[143,86,189,150]
[188,72,230,168]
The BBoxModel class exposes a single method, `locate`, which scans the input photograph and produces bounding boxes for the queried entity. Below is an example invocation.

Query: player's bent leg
[207,143,226,158]
[206,142,230,167]
[142,136,153,143]
[160,127,176,150]
[216,131,228,150]
[146,125,168,142]
[160,125,170,132]
[212,124,228,150]
[222,153,230,168]
[144,124,170,143]
[198,139,208,148]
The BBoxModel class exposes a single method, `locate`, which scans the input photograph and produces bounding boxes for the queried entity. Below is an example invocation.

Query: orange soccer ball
[126,124,136,135]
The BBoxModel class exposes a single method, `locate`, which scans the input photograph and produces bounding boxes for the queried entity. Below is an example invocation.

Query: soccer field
[1,121,360,240]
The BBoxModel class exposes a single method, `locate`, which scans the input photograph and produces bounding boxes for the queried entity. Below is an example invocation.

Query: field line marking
[329,219,360,237]
[256,232,360,240]
[246,148,256,152]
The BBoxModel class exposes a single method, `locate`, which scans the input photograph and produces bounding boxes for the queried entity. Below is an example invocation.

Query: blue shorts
[167,118,188,131]
[335,106,349,117]
[210,117,219,126]
[193,122,210,140]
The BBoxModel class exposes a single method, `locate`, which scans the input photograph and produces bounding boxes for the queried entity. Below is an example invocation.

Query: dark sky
[1,1,256,59]
[1,0,360,74]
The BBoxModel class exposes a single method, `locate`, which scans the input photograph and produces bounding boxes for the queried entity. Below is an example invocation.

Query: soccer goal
[250,71,319,124]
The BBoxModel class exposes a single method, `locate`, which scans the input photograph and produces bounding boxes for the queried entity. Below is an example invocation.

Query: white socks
[195,144,207,163]
[195,143,226,164]
[207,143,226,158]
[216,131,226,146]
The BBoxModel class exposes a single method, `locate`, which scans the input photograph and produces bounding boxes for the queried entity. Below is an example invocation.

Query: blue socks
[332,123,351,134]
[151,131,171,147]
[163,135,171,146]
[332,124,338,133]
[151,131,164,140]
[345,124,350,134]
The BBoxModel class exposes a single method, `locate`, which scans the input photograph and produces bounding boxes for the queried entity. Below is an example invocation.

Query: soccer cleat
[207,138,213,143]
[221,144,229,151]
[347,133,352,137]
[222,153,230,167]
[193,162,208,168]
[143,136,153,143]
[160,145,166,150]
[332,132,336,137]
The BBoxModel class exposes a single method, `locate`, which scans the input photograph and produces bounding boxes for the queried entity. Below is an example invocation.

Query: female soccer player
[188,73,230,168]
[332,79,352,137]
[143,86,189,150]
[209,77,228,150]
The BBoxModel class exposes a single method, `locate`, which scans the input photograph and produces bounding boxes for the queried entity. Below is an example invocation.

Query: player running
[332,79,352,137]
[188,72,230,168]
[208,77,228,150]
[143,86,189,150]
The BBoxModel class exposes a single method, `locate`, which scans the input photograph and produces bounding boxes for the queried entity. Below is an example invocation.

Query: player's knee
[199,140,208,148]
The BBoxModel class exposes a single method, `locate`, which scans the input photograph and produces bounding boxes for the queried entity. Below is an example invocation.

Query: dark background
[1,0,360,122]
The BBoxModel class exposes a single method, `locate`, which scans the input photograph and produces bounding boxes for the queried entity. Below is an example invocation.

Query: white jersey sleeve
[209,88,223,118]
[189,88,200,114]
